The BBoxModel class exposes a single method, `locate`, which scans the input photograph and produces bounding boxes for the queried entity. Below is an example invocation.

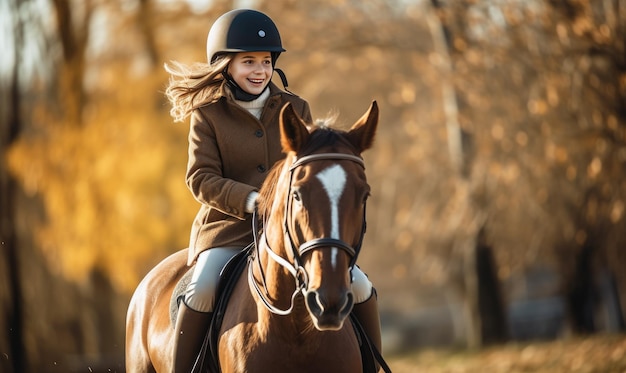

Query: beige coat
[186,82,312,265]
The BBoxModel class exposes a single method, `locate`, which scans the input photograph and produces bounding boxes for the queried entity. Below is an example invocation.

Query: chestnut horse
[126,101,380,373]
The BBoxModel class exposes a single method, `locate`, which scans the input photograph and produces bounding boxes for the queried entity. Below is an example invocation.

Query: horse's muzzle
[305,290,354,331]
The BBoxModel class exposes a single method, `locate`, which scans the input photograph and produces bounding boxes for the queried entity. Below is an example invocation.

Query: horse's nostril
[306,291,323,316]
[340,292,354,316]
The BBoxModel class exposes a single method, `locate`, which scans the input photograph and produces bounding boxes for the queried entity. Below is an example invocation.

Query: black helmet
[206,9,285,65]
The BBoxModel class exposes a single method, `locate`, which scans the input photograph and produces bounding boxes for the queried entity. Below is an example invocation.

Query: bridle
[248,152,368,315]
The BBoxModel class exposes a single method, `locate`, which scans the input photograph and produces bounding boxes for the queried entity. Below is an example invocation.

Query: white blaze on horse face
[315,164,347,269]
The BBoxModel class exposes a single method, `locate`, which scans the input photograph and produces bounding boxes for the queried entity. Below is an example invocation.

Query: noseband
[249,153,368,315]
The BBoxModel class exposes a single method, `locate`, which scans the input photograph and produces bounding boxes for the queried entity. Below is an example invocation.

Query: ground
[387,334,626,373]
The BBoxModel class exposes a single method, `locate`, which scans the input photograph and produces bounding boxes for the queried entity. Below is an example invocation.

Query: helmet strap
[274,68,290,92]
[223,71,268,102]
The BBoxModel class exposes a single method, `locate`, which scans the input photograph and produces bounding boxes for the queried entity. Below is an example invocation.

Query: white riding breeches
[184,247,242,312]
[183,247,373,312]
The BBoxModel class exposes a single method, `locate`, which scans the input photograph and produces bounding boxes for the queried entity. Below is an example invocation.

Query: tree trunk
[427,0,464,175]
[51,0,93,126]
[462,239,482,348]
[138,0,159,67]
[476,243,508,344]
[453,229,508,348]
[566,244,596,334]
[1,1,25,371]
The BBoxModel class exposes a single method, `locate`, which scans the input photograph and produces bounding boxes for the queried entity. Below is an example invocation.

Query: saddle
[170,244,391,373]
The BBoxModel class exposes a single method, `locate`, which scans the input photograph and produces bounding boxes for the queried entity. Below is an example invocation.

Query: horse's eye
[292,190,301,202]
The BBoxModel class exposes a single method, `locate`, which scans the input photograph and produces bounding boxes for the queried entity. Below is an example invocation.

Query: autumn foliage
[1,0,625,371]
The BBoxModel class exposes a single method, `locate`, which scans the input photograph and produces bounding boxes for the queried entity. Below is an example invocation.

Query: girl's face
[229,51,273,95]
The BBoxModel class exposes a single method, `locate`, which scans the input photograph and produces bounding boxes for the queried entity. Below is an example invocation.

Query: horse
[126,101,380,373]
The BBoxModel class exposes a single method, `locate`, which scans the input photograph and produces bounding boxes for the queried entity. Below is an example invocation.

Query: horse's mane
[257,121,358,218]
[257,159,285,217]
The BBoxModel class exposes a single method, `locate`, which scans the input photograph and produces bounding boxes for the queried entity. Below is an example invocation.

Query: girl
[165,9,382,372]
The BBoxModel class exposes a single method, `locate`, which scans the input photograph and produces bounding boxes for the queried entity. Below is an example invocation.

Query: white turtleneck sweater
[234,87,270,120]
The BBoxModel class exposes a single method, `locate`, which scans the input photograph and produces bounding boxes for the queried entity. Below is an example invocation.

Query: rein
[248,152,367,316]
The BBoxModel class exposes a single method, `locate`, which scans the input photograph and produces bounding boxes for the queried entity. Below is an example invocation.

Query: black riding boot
[173,300,212,373]
[352,291,382,372]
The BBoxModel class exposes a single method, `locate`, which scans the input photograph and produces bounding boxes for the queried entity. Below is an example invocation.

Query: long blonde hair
[164,55,233,122]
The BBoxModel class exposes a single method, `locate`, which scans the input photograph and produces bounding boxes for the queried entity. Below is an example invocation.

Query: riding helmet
[206,9,285,65]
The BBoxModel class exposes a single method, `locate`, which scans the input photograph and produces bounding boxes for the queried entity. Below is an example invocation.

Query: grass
[386,334,626,373]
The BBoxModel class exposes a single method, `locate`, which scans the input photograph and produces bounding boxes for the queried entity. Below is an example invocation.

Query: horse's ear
[280,103,310,153]
[347,101,378,153]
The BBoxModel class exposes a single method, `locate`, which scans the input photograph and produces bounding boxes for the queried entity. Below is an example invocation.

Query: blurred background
[1,0,625,372]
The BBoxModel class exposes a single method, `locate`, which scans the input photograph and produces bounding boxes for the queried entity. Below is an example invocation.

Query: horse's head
[270,101,378,331]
